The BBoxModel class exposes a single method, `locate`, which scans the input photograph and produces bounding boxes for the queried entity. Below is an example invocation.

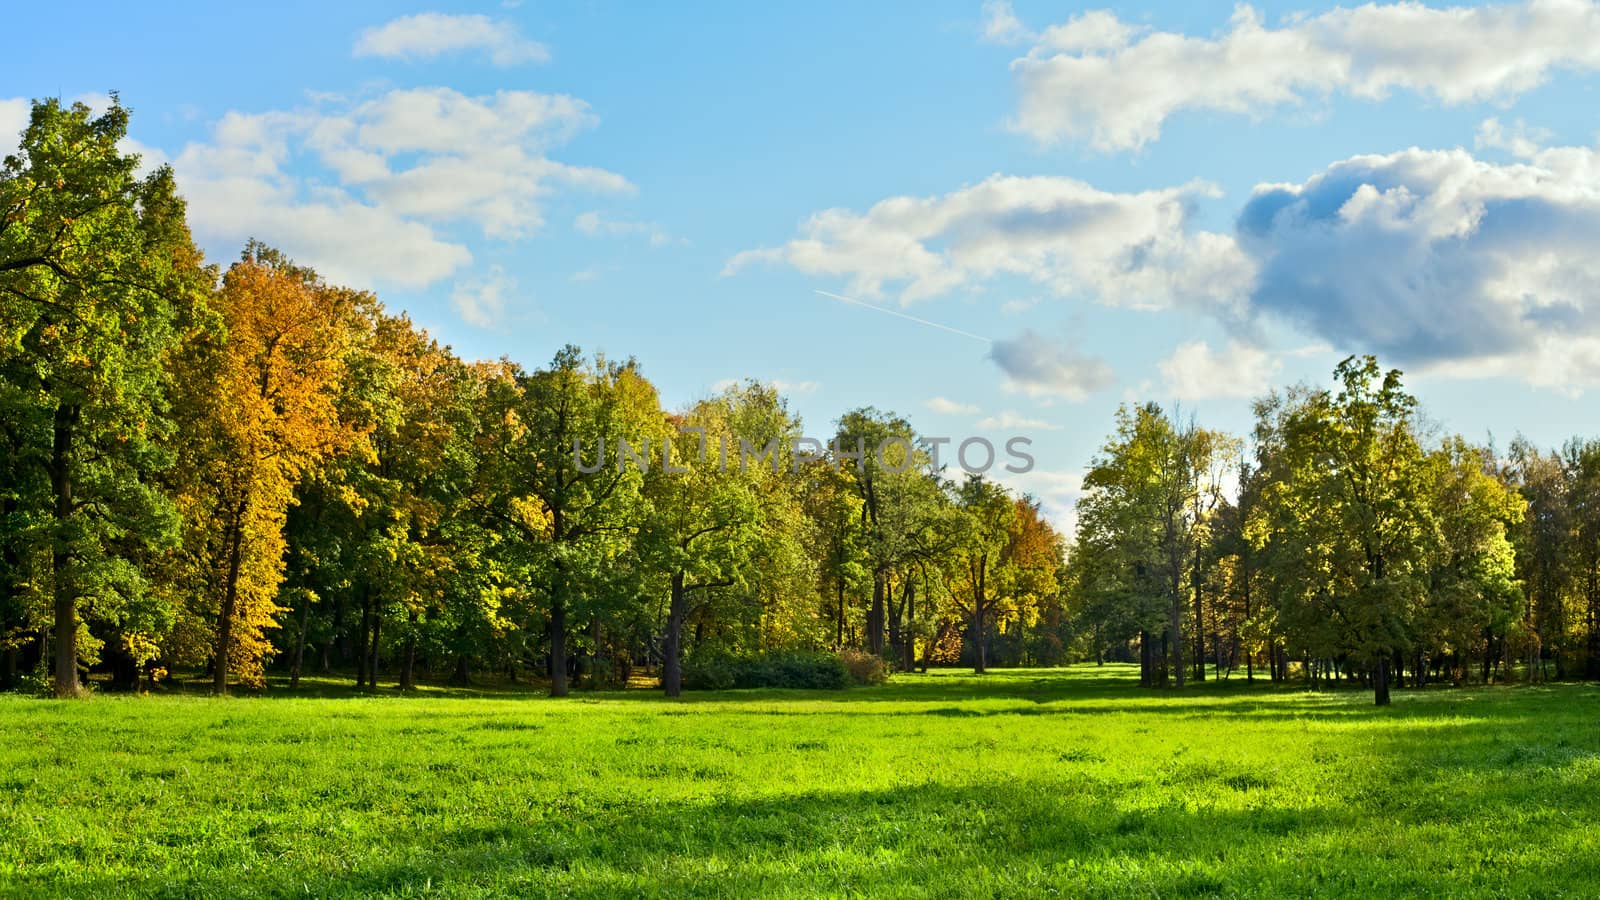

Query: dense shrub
[681,649,856,690]
[840,650,890,686]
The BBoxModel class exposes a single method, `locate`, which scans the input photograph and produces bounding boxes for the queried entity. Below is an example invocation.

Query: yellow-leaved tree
[172,243,363,691]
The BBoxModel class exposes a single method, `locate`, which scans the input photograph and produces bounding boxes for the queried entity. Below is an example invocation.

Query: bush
[681,649,856,691]
[840,650,890,686]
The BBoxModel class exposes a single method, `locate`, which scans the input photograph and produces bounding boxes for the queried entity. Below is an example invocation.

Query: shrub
[680,649,855,691]
[840,650,890,686]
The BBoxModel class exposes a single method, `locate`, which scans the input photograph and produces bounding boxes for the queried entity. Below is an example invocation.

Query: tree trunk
[355,586,371,689]
[212,501,247,695]
[368,607,382,686]
[835,580,845,648]
[971,556,987,674]
[50,403,82,698]
[399,610,419,691]
[1374,656,1391,706]
[902,580,917,672]
[1192,555,1205,682]
[868,570,886,655]
[1168,589,1185,689]
[290,591,311,690]
[664,570,686,698]
[1139,630,1154,687]
[549,571,569,698]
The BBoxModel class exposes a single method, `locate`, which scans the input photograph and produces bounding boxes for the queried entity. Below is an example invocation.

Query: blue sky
[7,0,1600,525]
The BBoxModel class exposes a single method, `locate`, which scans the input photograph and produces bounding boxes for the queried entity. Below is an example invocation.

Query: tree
[645,382,801,697]
[469,347,658,697]
[170,246,360,692]
[946,475,1017,674]
[0,97,209,697]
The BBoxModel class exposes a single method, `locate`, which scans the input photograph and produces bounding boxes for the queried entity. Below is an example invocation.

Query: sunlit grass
[2,666,1598,897]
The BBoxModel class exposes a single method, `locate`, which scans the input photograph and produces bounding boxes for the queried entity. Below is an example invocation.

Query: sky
[6,0,1600,528]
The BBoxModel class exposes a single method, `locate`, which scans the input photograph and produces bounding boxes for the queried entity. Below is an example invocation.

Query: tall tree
[0,97,208,696]
[469,347,658,697]
[170,245,360,692]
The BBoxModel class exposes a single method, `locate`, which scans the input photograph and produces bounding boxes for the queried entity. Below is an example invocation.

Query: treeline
[1070,356,1600,704]
[1,98,1068,698]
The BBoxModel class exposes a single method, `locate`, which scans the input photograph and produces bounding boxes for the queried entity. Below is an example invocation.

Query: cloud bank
[1004,1,1600,151]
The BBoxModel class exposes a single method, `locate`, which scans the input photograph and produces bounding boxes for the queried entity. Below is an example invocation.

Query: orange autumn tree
[173,244,363,691]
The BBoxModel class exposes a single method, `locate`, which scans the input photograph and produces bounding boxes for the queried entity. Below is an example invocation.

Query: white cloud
[354,13,549,66]
[1475,117,1554,158]
[981,1,1033,44]
[1236,142,1600,390]
[1,97,31,157]
[712,377,819,396]
[997,468,1084,532]
[574,211,676,246]
[450,265,516,328]
[726,173,1251,312]
[975,410,1062,430]
[1157,339,1282,400]
[988,330,1116,401]
[925,396,979,415]
[1007,1,1600,151]
[774,379,820,395]
[170,87,629,291]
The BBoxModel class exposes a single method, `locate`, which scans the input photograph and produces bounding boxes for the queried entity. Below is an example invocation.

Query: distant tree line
[1070,356,1600,704]
[7,98,1594,706]
[0,98,1067,698]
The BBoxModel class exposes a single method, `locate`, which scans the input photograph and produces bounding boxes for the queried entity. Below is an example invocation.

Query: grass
[2,665,1599,898]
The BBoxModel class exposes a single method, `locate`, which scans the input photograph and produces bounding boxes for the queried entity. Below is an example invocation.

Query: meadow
[2,666,1599,898]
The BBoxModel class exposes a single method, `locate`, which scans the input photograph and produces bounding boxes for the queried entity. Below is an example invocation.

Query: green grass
[3,666,1599,898]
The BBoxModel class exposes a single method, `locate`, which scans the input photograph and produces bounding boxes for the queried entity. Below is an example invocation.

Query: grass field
[3,666,1599,898]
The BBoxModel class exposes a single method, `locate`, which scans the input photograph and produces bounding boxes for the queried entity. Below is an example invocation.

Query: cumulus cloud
[726,174,1251,312]
[988,330,1116,401]
[1006,1,1600,151]
[170,87,629,291]
[1235,143,1600,387]
[925,396,979,415]
[1158,339,1282,400]
[354,13,549,66]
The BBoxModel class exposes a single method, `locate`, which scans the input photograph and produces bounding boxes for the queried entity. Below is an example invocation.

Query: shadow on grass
[32,767,1598,899]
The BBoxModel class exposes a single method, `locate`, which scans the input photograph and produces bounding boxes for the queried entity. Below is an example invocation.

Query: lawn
[2,666,1598,898]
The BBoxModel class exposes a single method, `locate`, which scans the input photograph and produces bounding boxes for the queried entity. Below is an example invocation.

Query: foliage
[680,647,851,690]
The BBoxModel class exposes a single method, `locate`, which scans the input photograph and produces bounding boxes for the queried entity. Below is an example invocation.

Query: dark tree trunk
[1139,630,1154,687]
[50,403,82,698]
[868,569,886,655]
[971,555,987,674]
[290,591,311,689]
[835,580,845,648]
[368,606,382,686]
[1192,558,1205,682]
[355,586,372,689]
[213,501,247,695]
[1374,656,1391,706]
[902,580,917,672]
[399,610,420,691]
[664,570,686,698]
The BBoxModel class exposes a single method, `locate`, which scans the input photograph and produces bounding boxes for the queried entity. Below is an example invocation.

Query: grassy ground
[2,666,1598,898]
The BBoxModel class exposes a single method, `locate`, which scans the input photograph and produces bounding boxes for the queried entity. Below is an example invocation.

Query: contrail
[813,290,991,344]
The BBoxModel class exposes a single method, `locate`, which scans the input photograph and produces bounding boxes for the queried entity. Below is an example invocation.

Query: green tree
[0,97,209,696]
